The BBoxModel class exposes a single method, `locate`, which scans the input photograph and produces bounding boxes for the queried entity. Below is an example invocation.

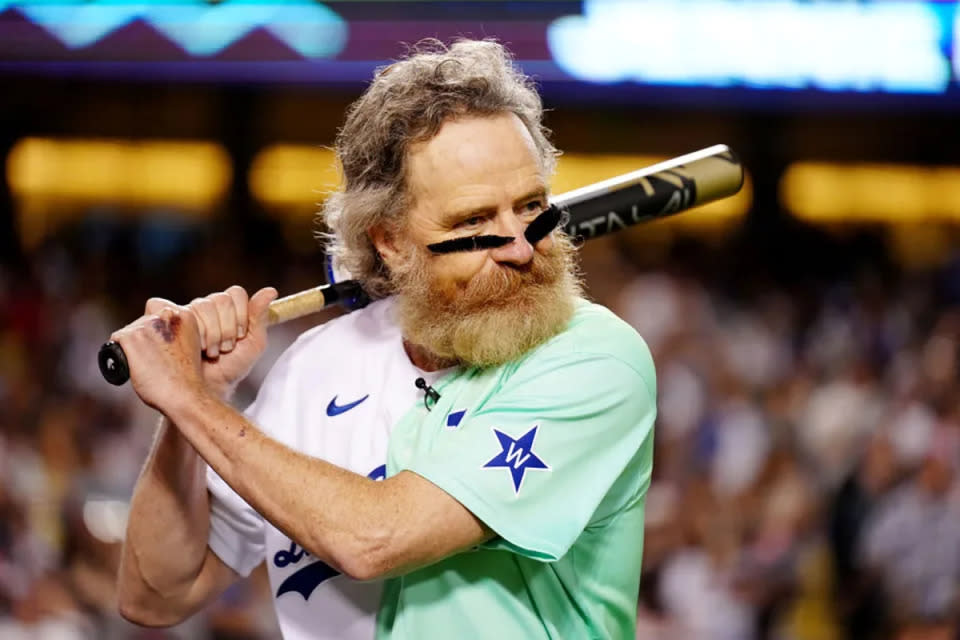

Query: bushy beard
[392,234,582,369]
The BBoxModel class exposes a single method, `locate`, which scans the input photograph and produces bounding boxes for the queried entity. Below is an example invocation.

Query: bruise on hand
[151,315,181,343]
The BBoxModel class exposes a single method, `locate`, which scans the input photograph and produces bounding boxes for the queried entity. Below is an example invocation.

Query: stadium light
[781,162,960,223]
[7,137,231,247]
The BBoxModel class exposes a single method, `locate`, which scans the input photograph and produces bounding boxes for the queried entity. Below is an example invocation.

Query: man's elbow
[117,593,193,629]
[327,532,398,582]
[115,572,200,628]
[327,546,389,582]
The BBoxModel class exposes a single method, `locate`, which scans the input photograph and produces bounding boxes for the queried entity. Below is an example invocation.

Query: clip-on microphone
[414,377,441,411]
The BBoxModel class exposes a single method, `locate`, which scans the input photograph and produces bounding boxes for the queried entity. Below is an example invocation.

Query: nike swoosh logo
[326,394,369,417]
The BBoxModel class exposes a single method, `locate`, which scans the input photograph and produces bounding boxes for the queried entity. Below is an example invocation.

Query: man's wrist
[162,383,221,429]
[210,381,237,403]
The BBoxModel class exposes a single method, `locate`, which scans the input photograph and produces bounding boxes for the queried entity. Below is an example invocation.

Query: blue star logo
[483,426,550,494]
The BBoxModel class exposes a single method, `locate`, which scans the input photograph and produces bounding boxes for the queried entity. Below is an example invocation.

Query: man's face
[372,112,579,367]
[404,111,553,290]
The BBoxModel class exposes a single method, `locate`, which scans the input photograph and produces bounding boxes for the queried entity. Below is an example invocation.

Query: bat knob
[98,341,130,386]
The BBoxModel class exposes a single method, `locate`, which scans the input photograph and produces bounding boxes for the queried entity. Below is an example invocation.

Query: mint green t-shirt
[376,301,657,639]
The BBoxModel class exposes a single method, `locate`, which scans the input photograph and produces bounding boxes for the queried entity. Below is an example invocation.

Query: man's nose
[489,213,534,265]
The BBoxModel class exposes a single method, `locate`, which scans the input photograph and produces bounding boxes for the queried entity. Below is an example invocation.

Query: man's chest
[257,352,436,632]
[270,350,433,470]
[386,367,505,473]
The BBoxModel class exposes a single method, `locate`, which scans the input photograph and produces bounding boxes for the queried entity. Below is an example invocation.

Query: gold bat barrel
[554,144,744,240]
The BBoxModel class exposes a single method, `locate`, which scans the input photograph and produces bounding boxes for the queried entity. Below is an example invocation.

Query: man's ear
[369,223,401,270]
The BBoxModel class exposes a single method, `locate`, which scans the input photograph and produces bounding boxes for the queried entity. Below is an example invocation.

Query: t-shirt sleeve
[406,346,656,562]
[206,463,265,577]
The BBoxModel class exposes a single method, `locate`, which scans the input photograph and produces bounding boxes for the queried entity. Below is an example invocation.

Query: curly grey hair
[320,39,560,299]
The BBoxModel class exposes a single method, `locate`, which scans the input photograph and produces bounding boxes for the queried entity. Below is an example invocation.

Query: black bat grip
[99,340,130,386]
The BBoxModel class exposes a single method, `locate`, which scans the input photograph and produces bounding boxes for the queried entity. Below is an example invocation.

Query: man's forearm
[163,391,396,580]
[117,415,217,621]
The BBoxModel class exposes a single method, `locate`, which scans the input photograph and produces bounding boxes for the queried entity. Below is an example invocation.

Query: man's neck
[402,339,458,372]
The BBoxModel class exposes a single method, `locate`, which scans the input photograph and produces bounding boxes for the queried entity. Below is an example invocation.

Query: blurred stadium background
[2,1,960,639]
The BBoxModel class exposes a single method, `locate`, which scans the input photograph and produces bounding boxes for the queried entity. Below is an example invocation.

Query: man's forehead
[406,113,545,202]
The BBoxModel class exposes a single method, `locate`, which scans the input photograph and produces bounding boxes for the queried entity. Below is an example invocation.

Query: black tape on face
[427,234,514,255]
[425,206,563,255]
[524,205,562,245]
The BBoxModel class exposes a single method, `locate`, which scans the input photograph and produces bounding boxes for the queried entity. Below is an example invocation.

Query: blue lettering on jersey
[274,463,386,599]
[483,425,550,493]
[275,541,336,600]
[273,541,308,568]
[326,394,369,416]
[276,559,339,600]
[446,409,466,429]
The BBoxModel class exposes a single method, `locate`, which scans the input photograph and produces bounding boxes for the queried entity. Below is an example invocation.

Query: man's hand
[183,286,277,398]
[111,286,277,410]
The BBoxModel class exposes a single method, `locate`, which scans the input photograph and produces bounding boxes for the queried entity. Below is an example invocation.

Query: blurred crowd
[612,242,960,640]
[2,215,960,640]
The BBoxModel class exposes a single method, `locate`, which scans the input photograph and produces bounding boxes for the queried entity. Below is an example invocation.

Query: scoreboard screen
[1,0,958,110]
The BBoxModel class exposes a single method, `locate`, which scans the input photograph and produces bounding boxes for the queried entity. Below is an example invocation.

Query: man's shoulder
[294,296,396,345]
[275,297,400,373]
[534,299,655,383]
[566,299,642,338]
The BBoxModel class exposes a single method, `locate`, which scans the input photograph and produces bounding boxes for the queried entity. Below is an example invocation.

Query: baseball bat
[98,144,743,385]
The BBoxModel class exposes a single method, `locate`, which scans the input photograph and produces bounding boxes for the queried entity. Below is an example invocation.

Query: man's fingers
[226,285,249,339]
[145,297,175,316]
[189,297,221,358]
[211,292,238,353]
[142,286,270,360]
[249,287,279,331]
[188,298,207,352]
[111,305,200,355]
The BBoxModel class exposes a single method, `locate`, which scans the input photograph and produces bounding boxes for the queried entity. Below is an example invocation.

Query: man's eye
[458,216,486,228]
[523,200,545,214]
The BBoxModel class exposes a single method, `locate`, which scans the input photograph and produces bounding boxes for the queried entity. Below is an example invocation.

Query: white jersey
[206,298,445,640]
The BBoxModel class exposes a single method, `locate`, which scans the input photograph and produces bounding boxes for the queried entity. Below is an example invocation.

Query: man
[113,39,656,639]
[860,425,960,638]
